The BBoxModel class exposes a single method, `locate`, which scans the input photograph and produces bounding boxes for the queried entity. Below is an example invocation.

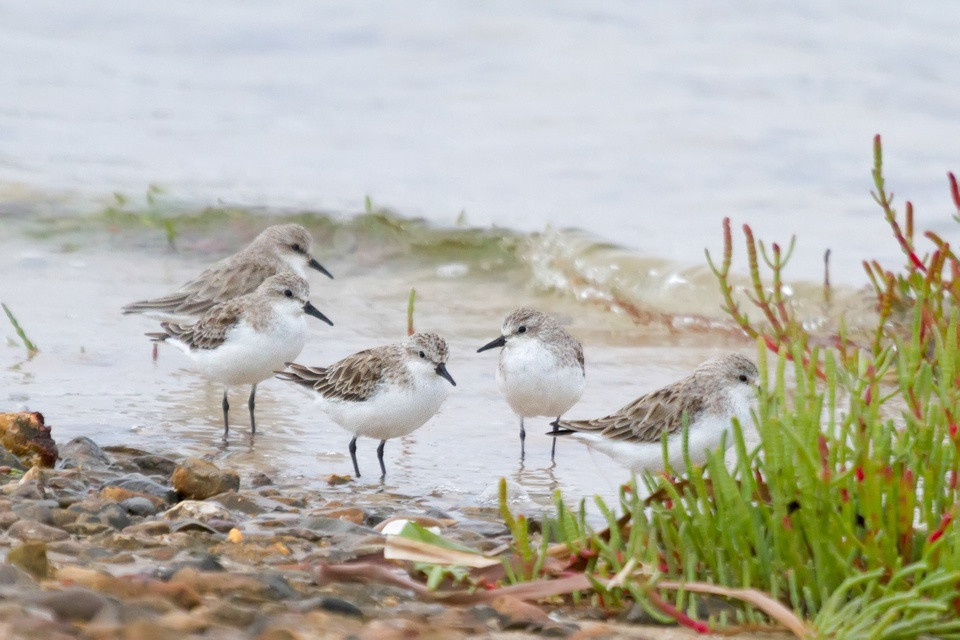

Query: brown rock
[100,485,166,508]
[0,511,19,529]
[31,587,109,621]
[325,473,353,486]
[8,519,69,542]
[172,458,240,500]
[0,412,58,467]
[320,507,366,525]
[6,541,48,579]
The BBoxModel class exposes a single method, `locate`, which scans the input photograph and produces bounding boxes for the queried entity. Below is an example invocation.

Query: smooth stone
[162,500,231,522]
[169,519,220,535]
[121,521,171,536]
[7,519,69,542]
[300,515,378,537]
[0,448,26,471]
[209,600,257,627]
[63,521,111,536]
[120,497,158,517]
[0,562,39,587]
[131,455,177,478]
[154,554,224,581]
[294,596,364,618]
[106,474,177,503]
[12,502,54,525]
[171,458,240,501]
[210,492,268,516]
[96,503,131,529]
[258,572,298,600]
[250,472,273,487]
[57,436,111,470]
[6,542,48,579]
[31,587,109,621]
[50,508,81,528]
[10,481,46,500]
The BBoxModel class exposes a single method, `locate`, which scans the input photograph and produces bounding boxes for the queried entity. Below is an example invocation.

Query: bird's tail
[145,322,175,343]
[123,292,192,316]
[275,362,327,388]
[546,416,606,437]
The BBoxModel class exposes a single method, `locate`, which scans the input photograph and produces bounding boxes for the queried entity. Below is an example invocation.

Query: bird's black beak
[476,335,506,353]
[303,301,334,326]
[308,256,334,279]
[435,362,456,386]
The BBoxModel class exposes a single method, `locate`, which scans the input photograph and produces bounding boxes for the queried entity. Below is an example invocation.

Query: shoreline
[0,424,786,639]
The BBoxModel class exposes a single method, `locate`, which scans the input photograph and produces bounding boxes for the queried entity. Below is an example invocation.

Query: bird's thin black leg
[519,417,526,460]
[377,439,387,477]
[222,390,230,440]
[248,384,257,435]
[550,416,560,462]
[349,436,361,478]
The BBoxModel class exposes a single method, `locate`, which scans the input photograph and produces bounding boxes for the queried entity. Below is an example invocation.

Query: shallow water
[0,216,758,513]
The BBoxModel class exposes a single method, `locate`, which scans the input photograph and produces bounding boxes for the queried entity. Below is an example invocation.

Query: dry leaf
[384,535,500,568]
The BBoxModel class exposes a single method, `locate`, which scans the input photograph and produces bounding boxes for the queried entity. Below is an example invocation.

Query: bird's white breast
[179,312,306,387]
[318,363,451,441]
[497,339,584,418]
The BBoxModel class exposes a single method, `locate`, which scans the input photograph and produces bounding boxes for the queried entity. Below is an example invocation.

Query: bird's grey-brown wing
[123,258,276,316]
[149,299,244,350]
[573,339,585,372]
[277,347,393,402]
[558,380,703,444]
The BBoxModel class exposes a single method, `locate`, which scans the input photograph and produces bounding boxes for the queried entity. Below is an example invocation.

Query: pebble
[107,474,177,503]
[6,542,49,579]
[12,501,55,525]
[8,519,69,542]
[0,562,40,587]
[171,458,240,500]
[162,500,232,522]
[131,454,178,478]
[31,587,110,621]
[250,472,273,487]
[0,433,608,640]
[121,496,159,517]
[58,436,111,470]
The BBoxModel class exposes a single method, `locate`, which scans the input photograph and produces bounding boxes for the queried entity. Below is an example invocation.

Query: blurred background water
[1,1,958,508]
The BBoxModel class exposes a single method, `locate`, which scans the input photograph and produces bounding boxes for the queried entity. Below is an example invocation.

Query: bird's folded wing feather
[123,259,274,316]
[277,348,389,402]
[559,383,702,444]
[156,300,243,350]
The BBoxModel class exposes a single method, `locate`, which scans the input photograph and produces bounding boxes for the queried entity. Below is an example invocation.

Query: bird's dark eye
[738,374,749,383]
[517,326,527,334]
[291,243,302,253]
[284,289,293,298]
[419,351,426,359]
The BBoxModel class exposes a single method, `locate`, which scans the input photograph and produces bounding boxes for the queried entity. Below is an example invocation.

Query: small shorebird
[148,272,332,438]
[124,224,333,322]
[276,332,456,478]
[477,308,585,461]
[550,353,758,474]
